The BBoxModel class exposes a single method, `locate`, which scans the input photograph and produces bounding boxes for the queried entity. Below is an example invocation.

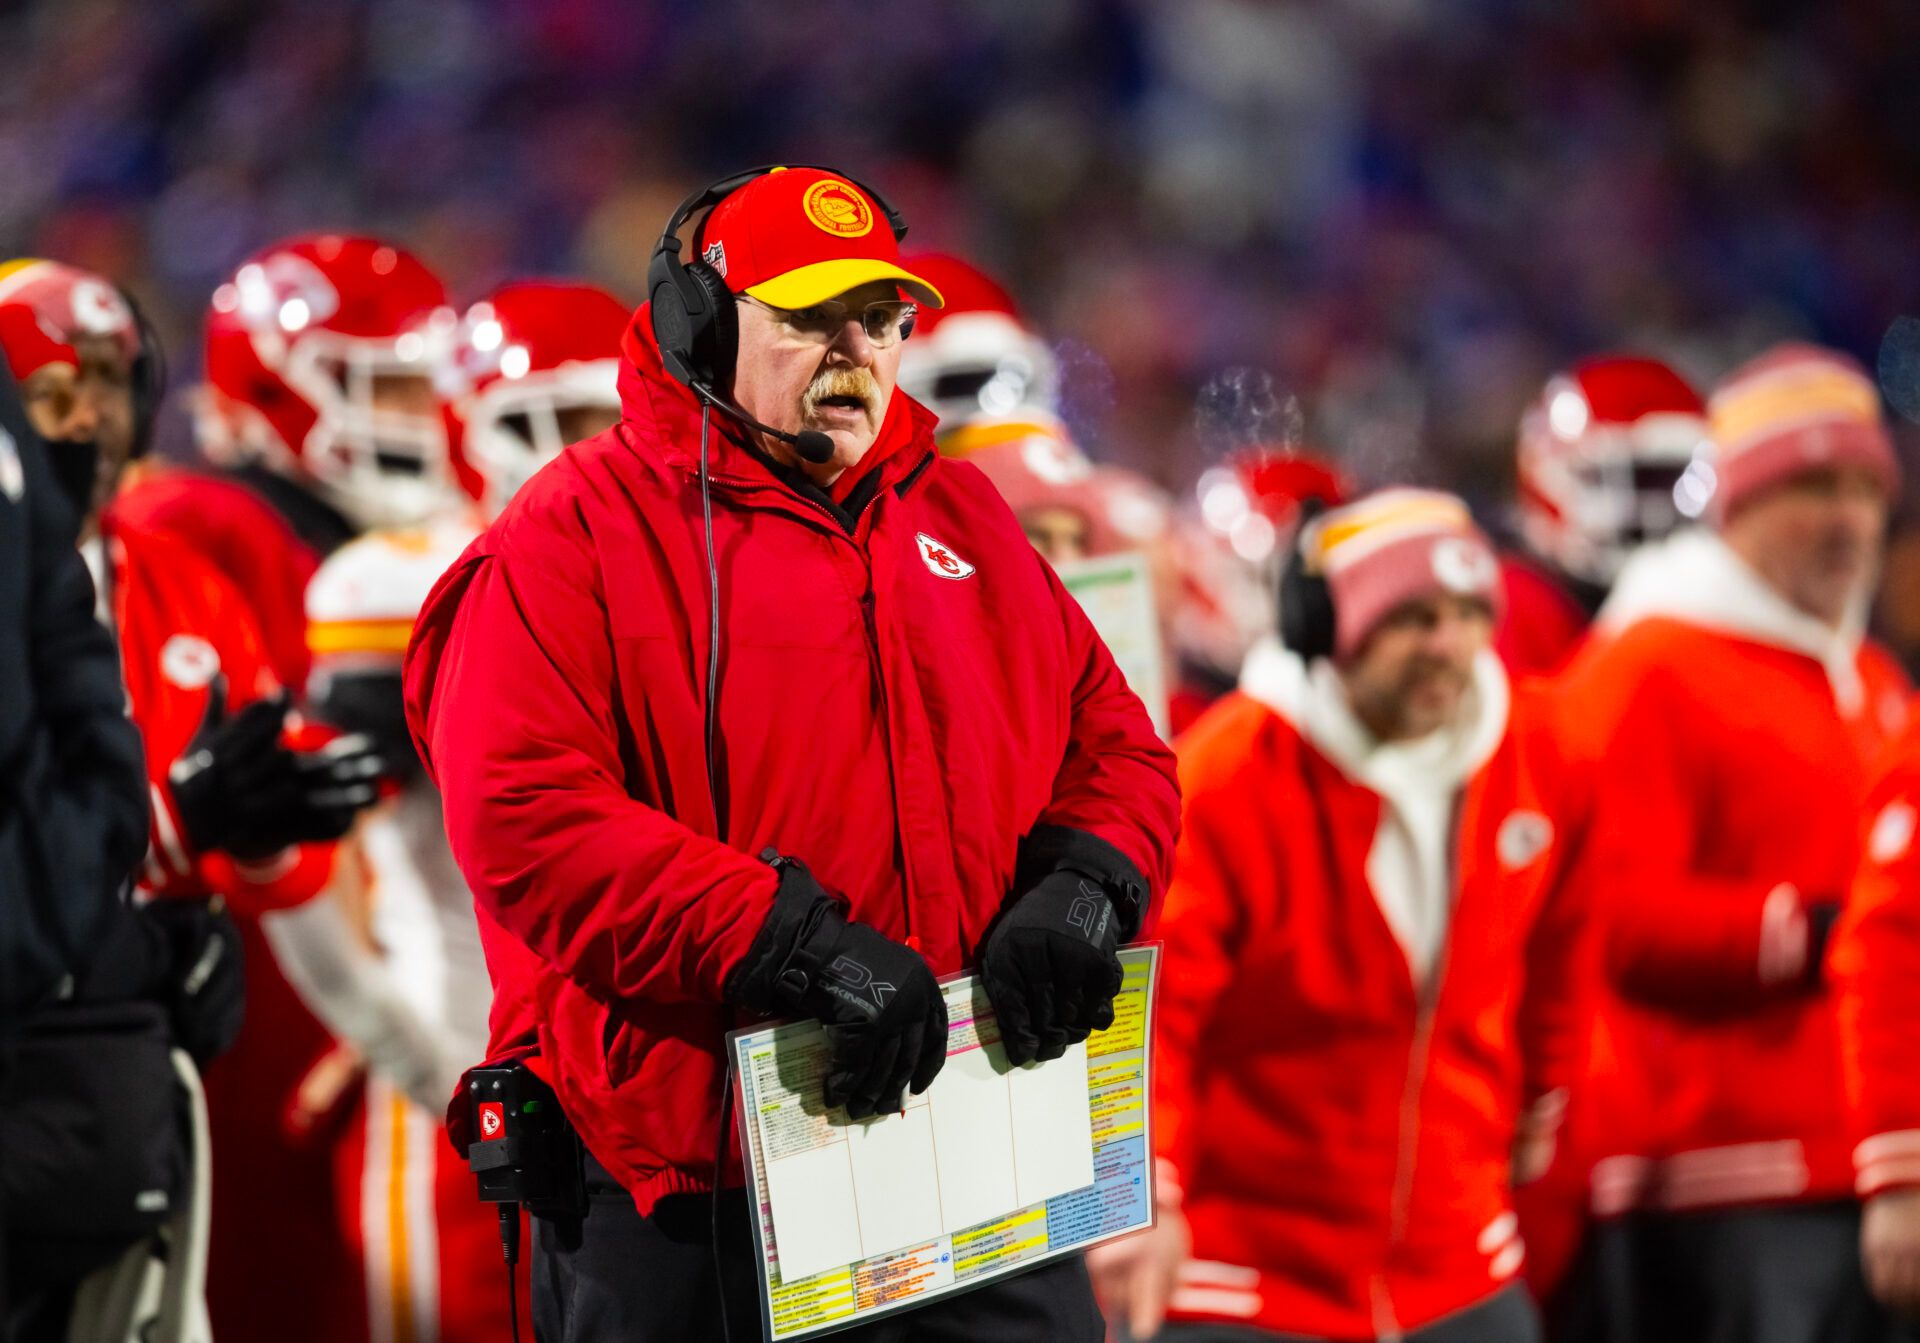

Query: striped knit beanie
[1300,488,1503,660]
[1707,343,1899,520]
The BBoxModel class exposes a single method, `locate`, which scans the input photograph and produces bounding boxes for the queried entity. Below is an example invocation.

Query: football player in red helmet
[455,279,628,520]
[1502,355,1710,675]
[115,235,460,691]
[197,234,464,532]
[109,236,463,1343]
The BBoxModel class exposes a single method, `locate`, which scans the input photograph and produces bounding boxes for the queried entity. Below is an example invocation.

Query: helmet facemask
[279,323,462,529]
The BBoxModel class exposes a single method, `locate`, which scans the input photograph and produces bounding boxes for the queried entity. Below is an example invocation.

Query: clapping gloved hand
[980,825,1149,1066]
[727,851,948,1120]
[167,678,384,861]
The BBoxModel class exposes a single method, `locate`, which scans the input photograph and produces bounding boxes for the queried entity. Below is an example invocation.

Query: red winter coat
[1558,532,1910,1217]
[1833,708,1920,1196]
[403,309,1180,1213]
[1157,643,1589,1338]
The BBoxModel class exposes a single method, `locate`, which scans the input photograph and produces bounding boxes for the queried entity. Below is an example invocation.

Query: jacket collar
[1238,636,1510,803]
[1597,527,1868,711]
[614,304,940,507]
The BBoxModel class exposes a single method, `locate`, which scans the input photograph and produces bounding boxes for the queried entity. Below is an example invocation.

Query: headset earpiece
[1278,499,1337,662]
[648,246,736,391]
[123,291,166,460]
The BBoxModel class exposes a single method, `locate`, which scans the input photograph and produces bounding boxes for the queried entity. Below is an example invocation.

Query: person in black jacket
[0,361,150,1323]
[0,362,147,1030]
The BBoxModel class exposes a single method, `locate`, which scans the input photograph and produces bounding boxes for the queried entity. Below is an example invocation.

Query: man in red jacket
[1560,343,1912,1343]
[1833,710,1920,1326]
[404,166,1180,1343]
[1089,488,1585,1342]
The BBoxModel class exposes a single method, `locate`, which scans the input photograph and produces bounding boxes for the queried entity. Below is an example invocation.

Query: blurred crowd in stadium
[8,1,1920,1342]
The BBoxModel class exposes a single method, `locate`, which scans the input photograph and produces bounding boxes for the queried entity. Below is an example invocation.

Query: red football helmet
[1193,446,1351,566]
[454,280,629,519]
[1517,355,1709,586]
[895,253,1057,433]
[199,234,462,530]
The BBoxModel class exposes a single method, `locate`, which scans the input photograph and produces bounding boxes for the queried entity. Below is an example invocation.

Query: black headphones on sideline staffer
[646,164,910,465]
[1278,498,1338,662]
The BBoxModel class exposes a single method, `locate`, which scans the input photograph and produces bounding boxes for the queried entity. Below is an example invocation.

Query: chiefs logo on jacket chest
[915,532,975,580]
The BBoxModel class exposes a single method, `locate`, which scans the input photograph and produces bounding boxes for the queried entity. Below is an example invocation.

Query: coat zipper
[859,589,914,944]
[704,470,918,943]
[1373,792,1465,1343]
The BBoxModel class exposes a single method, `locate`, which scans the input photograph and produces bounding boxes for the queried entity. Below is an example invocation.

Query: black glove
[145,896,246,1065]
[727,852,948,1120]
[167,679,383,860]
[980,869,1123,1066]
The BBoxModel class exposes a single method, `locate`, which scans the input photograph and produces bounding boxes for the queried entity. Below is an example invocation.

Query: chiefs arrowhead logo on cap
[915,532,975,580]
[802,179,874,238]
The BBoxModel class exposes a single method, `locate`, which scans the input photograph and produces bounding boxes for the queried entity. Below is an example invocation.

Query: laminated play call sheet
[728,945,1159,1341]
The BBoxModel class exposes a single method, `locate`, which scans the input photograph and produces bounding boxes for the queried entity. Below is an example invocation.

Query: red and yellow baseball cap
[694,168,945,311]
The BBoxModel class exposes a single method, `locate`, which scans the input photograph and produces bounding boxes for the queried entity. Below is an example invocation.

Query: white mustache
[801,368,883,425]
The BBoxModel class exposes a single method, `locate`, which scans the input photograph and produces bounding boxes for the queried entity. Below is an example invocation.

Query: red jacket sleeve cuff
[1857,1130,1920,1196]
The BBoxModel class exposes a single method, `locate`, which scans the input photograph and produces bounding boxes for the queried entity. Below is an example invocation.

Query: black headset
[646,164,910,401]
[125,291,166,459]
[1278,498,1338,661]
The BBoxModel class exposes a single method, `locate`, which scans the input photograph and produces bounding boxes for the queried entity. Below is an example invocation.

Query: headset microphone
[689,380,836,465]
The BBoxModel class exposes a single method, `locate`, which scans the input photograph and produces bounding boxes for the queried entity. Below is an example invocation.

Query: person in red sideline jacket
[1499,355,1709,677]
[403,166,1178,1343]
[1090,488,1588,1343]
[111,236,459,1343]
[1830,712,1920,1326]
[1558,343,1913,1343]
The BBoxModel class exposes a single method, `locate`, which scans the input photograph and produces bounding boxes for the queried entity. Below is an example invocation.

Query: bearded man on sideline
[1560,343,1915,1343]
[1091,489,1586,1343]
[403,165,1180,1343]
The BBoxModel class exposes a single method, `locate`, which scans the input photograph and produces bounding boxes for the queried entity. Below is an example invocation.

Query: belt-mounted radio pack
[465,1064,587,1341]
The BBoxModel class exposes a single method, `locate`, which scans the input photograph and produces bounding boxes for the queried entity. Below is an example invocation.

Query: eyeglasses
[739,295,918,348]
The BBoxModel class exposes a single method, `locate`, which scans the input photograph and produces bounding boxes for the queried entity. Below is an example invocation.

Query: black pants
[1595,1202,1919,1343]
[1134,1282,1538,1342]
[532,1162,1105,1342]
